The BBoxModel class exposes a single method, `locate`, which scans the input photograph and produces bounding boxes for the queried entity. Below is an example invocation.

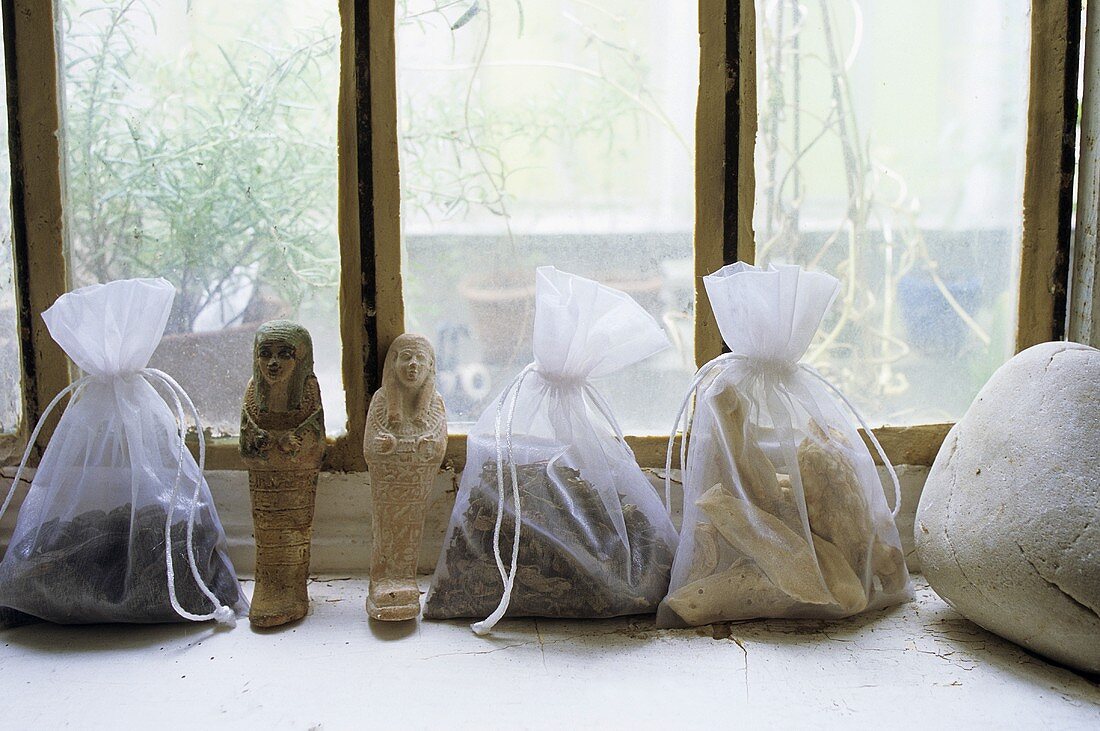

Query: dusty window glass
[58,0,344,435]
[0,8,22,435]
[397,0,699,433]
[754,0,1029,425]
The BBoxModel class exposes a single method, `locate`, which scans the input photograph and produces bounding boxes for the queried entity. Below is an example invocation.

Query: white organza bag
[0,278,245,626]
[657,263,912,627]
[424,267,678,634]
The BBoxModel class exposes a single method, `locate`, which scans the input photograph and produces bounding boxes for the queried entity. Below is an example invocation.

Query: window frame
[0,0,1084,472]
[1072,0,1100,344]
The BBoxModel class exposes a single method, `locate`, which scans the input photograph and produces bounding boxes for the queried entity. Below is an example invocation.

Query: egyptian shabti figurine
[239,320,325,628]
[363,334,447,621]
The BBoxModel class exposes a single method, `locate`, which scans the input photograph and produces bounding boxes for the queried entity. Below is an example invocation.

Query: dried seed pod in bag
[657,263,911,627]
[798,423,908,595]
[424,267,678,632]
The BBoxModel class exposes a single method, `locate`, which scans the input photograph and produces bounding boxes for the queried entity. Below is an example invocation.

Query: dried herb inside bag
[0,504,242,627]
[424,460,673,619]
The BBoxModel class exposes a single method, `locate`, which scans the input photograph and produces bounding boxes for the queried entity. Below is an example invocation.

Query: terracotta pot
[457,273,535,365]
[458,271,664,365]
[604,274,664,316]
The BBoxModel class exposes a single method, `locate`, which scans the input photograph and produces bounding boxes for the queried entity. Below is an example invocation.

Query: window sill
[1,576,1096,727]
[184,423,953,472]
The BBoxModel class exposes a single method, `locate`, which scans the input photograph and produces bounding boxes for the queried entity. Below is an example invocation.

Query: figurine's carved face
[395,344,431,389]
[257,339,297,385]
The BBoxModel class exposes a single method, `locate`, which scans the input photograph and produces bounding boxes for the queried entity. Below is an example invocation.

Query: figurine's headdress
[252,319,314,412]
[382,333,437,424]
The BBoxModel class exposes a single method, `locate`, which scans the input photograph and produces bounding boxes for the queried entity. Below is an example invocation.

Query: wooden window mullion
[334,0,402,472]
[1070,0,1099,347]
[1017,0,1082,351]
[331,0,372,472]
[3,0,70,457]
[695,0,756,368]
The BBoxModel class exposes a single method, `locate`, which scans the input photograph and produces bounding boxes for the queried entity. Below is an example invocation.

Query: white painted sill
[2,575,1098,728]
[2,466,1099,728]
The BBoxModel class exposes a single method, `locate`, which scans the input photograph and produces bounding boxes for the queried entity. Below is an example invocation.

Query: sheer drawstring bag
[424,267,678,634]
[656,263,912,628]
[0,278,245,626]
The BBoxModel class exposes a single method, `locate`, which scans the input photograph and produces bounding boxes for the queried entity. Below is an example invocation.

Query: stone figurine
[239,320,325,628]
[364,333,447,621]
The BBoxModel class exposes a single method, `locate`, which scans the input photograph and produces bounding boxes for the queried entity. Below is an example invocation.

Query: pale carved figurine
[239,320,325,628]
[363,333,447,621]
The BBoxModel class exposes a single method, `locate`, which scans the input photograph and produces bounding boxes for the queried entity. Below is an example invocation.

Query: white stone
[915,341,1100,674]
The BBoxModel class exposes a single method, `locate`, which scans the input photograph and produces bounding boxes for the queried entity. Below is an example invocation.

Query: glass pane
[397,0,698,433]
[59,0,344,435]
[754,0,1029,425]
[0,7,22,434]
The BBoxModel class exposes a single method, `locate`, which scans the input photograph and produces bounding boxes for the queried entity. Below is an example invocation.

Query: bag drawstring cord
[582,383,630,451]
[471,365,631,636]
[0,376,90,525]
[471,363,536,636]
[664,355,902,521]
[664,353,739,516]
[143,368,236,626]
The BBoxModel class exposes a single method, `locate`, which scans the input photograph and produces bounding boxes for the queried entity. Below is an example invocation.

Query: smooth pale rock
[915,341,1100,673]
